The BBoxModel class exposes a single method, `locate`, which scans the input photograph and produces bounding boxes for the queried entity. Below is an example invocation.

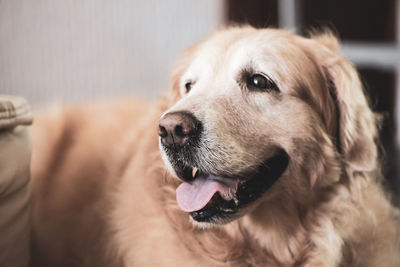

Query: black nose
[158,111,201,147]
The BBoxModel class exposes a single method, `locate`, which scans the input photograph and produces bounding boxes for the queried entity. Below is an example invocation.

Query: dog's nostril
[158,125,168,138]
[175,125,184,137]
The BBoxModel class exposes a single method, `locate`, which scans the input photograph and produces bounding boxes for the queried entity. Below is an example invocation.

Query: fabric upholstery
[0,95,32,267]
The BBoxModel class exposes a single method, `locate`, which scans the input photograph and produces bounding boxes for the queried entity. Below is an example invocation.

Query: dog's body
[30,27,400,267]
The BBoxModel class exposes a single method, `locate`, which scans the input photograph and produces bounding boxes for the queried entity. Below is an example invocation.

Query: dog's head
[158,27,378,225]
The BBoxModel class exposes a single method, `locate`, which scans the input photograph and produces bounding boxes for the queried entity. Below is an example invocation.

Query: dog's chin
[163,147,290,225]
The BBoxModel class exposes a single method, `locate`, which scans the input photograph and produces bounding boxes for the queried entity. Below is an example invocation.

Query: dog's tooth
[192,167,198,178]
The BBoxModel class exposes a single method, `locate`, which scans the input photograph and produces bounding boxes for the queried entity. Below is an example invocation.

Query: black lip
[190,150,289,223]
[174,161,194,182]
[162,140,202,183]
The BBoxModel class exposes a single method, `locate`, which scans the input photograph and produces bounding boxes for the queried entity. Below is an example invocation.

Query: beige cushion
[0,95,32,267]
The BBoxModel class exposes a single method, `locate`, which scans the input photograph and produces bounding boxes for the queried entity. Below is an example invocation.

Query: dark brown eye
[246,74,278,92]
[184,82,193,93]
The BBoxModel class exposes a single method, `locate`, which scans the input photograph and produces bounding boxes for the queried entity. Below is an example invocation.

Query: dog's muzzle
[158,111,289,224]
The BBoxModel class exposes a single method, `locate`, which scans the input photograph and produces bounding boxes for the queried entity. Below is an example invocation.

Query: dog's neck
[239,197,310,265]
[239,177,351,266]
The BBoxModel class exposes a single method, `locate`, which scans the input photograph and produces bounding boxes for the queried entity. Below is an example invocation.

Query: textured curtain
[0,0,223,107]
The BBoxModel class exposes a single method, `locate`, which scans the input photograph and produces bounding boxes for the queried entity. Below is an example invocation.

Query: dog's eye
[184,82,193,93]
[246,74,279,92]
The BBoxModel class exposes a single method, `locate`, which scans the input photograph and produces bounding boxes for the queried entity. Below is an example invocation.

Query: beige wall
[0,0,223,107]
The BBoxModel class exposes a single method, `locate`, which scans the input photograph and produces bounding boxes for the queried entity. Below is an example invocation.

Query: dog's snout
[158,112,201,147]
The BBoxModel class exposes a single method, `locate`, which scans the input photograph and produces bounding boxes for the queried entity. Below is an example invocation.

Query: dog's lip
[173,149,290,223]
[178,165,247,184]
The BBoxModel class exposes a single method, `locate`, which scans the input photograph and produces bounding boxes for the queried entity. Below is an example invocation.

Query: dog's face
[159,27,377,225]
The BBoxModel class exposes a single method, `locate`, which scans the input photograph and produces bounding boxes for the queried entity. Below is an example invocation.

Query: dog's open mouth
[175,150,289,223]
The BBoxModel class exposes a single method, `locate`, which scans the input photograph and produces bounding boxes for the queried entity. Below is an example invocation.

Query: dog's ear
[309,32,378,171]
[166,44,199,106]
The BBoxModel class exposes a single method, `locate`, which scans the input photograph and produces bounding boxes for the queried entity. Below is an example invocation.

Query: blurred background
[1,0,399,197]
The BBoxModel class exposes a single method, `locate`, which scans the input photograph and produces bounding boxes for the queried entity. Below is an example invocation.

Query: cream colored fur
[30,27,400,266]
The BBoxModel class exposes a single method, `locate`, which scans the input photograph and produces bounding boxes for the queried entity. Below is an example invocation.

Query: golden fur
[30,27,400,266]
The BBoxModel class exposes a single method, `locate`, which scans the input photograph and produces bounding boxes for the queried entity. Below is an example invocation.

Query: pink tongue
[176,175,238,213]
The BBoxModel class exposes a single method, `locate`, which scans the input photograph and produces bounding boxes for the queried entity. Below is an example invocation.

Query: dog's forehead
[184,29,302,82]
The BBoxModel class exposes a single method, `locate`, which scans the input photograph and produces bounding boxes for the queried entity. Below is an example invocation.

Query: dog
[30,26,400,266]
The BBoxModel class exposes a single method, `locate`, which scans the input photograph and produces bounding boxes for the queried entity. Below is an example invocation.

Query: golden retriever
[30,27,400,266]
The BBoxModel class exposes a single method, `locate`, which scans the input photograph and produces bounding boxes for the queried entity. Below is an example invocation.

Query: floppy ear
[311,32,378,172]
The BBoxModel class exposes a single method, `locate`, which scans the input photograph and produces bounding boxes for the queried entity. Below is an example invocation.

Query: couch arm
[0,95,33,267]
